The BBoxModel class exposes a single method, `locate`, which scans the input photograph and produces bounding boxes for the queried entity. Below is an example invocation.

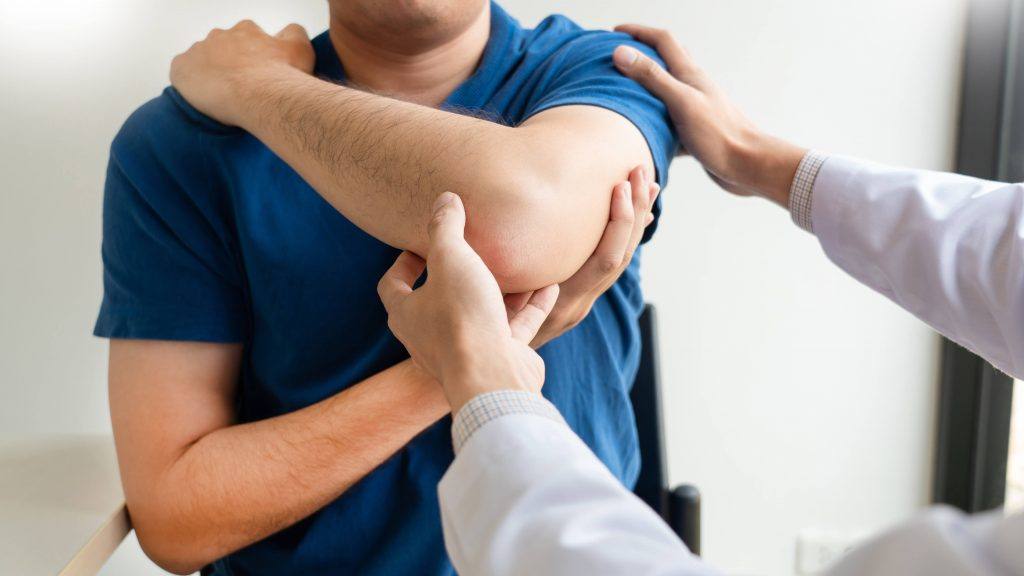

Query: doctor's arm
[377,192,715,576]
[438,406,713,576]
[613,25,1024,379]
[376,168,1024,576]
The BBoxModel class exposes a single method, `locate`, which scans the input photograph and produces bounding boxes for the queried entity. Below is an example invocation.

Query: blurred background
[0,0,1019,574]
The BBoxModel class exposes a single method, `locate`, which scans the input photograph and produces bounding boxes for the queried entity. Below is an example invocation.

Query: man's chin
[331,0,488,51]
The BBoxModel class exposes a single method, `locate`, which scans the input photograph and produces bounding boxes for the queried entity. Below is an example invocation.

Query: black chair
[631,304,702,555]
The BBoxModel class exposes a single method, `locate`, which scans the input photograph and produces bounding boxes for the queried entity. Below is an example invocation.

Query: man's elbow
[473,234,549,294]
[131,503,215,575]
[465,172,598,293]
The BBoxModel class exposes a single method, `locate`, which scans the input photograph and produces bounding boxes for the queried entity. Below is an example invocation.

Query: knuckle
[428,211,445,234]
[570,310,588,328]
[387,313,405,331]
[556,310,578,331]
[597,255,620,275]
[668,79,691,100]
[637,193,651,213]
[637,60,661,81]
[626,197,641,218]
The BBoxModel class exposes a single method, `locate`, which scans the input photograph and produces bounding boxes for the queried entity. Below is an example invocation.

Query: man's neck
[328,5,491,107]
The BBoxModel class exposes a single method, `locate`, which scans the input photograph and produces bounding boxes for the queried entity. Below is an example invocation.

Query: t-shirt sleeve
[521,30,679,243]
[94,93,247,342]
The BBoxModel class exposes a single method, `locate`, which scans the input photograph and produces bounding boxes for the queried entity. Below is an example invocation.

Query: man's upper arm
[98,96,249,518]
[520,30,678,228]
[484,31,676,291]
[109,340,242,520]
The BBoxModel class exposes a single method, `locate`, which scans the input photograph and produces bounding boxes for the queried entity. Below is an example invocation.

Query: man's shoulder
[111,87,240,171]
[525,14,638,60]
[107,87,246,219]
[110,88,249,194]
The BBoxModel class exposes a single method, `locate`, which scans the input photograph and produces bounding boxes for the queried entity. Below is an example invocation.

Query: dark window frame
[933,0,1021,513]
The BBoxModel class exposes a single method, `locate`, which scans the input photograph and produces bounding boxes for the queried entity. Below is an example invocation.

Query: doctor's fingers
[624,166,659,259]
[614,25,707,89]
[562,179,634,300]
[560,167,656,300]
[378,251,426,314]
[509,285,560,344]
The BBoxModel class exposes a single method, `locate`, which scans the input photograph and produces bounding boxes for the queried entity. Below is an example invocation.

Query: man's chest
[221,150,407,398]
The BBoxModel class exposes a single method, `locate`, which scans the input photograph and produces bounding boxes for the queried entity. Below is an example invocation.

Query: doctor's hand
[524,164,660,348]
[170,20,313,127]
[378,192,559,415]
[613,25,806,207]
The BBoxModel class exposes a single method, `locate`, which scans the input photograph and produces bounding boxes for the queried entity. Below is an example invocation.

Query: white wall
[0,1,965,575]
[0,2,331,574]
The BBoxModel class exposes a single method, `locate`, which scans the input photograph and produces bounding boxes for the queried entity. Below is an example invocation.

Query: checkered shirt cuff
[451,390,566,454]
[789,150,829,233]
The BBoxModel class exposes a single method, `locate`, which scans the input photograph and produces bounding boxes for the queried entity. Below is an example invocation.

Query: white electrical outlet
[795,529,866,575]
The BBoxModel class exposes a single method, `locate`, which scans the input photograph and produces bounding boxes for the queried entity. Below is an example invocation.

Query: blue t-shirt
[95,4,676,574]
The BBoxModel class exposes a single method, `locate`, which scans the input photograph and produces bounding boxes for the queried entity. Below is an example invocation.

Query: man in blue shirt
[98,2,676,574]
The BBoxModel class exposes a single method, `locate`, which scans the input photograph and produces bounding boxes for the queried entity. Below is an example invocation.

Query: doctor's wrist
[734,133,807,208]
[440,342,544,415]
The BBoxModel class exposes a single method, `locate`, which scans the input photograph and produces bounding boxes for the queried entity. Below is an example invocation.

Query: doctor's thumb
[613,45,678,99]
[428,191,467,248]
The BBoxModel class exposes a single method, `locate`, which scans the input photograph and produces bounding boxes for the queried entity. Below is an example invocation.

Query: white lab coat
[438,156,1024,576]
[813,156,1024,378]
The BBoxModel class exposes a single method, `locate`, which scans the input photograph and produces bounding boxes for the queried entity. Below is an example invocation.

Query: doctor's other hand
[170,20,314,128]
[378,192,559,415]
[613,25,806,207]
[525,164,660,348]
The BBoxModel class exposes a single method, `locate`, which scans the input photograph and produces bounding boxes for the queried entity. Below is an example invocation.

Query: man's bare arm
[171,22,656,293]
[109,340,447,574]
[109,163,653,574]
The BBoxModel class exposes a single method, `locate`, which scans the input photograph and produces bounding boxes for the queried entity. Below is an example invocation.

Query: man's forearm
[232,67,649,293]
[133,359,447,573]
[238,67,540,274]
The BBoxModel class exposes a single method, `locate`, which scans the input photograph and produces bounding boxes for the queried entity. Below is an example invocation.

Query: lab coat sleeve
[826,507,1024,576]
[437,413,718,576]
[811,156,1024,378]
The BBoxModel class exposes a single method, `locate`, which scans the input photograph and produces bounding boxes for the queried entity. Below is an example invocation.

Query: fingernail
[613,46,640,70]
[433,191,455,213]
